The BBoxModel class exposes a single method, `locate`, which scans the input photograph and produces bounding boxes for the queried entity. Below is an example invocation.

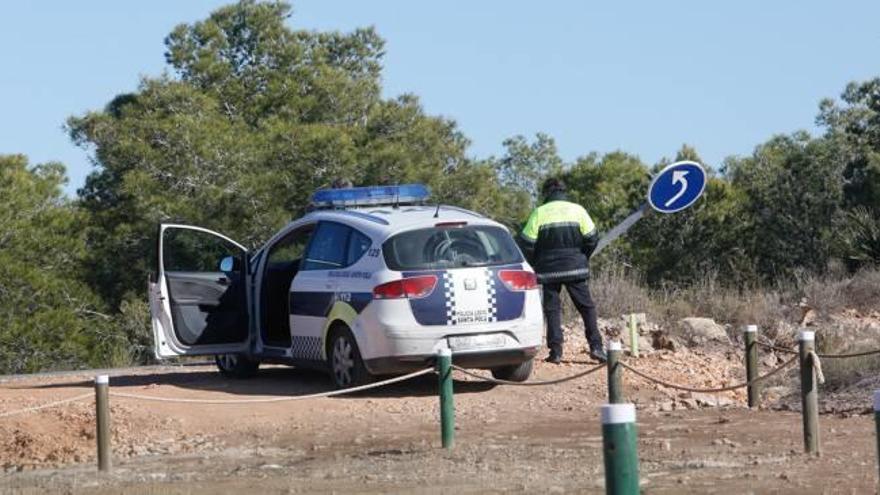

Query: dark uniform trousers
[542,279,602,357]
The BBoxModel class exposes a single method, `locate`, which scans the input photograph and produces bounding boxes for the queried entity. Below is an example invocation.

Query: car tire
[327,326,374,389]
[491,358,533,382]
[215,353,260,378]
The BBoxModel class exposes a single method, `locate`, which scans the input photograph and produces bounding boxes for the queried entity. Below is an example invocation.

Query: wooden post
[95,375,111,472]
[798,331,820,455]
[744,325,759,408]
[601,403,640,495]
[874,390,880,487]
[436,348,455,450]
[607,341,623,404]
[628,314,639,358]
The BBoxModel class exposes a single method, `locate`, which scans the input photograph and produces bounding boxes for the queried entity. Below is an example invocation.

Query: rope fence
[618,355,798,394]
[0,393,93,419]
[450,362,606,386]
[807,351,825,385]
[755,340,800,355]
[816,348,880,359]
[108,367,434,404]
[756,340,880,359]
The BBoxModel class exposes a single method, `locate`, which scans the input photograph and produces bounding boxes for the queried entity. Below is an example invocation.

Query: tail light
[498,270,538,291]
[373,275,438,300]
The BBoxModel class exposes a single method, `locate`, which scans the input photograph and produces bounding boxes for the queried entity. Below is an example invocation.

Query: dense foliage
[2,1,878,372]
[0,156,133,372]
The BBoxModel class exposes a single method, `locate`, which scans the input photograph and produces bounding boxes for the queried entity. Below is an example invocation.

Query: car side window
[301,222,352,270]
[268,225,314,265]
[347,230,372,266]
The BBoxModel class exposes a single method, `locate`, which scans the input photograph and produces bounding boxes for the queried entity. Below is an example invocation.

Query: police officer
[519,178,606,364]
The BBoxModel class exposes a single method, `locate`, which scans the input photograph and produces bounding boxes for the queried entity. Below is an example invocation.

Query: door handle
[217,277,230,286]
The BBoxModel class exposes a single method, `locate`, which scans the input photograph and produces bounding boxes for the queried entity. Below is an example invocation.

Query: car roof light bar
[311,184,431,209]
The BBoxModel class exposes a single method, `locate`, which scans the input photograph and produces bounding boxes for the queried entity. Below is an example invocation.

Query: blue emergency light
[311,184,431,208]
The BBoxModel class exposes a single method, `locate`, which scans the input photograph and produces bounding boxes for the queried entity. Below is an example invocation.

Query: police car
[149,184,543,388]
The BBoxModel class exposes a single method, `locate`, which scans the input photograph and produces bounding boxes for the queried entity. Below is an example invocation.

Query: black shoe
[590,349,608,363]
[544,353,562,364]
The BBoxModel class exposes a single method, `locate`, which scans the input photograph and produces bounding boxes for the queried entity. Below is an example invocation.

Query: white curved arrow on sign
[663,170,689,208]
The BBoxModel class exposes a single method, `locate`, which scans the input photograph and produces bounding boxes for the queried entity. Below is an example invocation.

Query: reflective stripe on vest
[520,200,595,242]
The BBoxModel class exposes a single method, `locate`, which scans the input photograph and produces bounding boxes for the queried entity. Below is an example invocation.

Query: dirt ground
[0,342,877,494]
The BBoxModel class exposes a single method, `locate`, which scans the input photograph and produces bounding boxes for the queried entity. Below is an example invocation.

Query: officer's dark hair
[541,177,566,197]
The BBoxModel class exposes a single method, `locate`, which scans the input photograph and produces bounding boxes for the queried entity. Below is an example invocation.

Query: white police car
[149,185,543,387]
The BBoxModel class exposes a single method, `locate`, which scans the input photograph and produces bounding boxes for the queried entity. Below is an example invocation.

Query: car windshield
[383,225,523,270]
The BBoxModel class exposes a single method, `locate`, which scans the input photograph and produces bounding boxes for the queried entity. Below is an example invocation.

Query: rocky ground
[0,319,878,494]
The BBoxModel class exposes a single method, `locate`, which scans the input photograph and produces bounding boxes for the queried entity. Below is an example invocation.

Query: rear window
[383,225,523,270]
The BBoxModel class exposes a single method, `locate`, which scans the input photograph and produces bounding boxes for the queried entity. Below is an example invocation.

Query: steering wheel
[429,236,486,265]
[427,237,454,261]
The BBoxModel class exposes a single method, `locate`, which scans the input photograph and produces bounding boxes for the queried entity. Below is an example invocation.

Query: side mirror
[219,256,239,272]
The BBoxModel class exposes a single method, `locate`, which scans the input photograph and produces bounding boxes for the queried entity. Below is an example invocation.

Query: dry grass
[838,268,880,312]
[573,268,791,341]
[548,265,880,390]
[589,266,656,318]
[576,265,880,389]
[651,274,788,338]
[791,266,880,315]
[816,313,880,391]
[571,265,880,340]
[820,355,880,390]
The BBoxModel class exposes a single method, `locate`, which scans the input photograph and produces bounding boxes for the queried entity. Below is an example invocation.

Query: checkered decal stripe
[485,267,498,323]
[291,336,323,361]
[442,269,500,325]
[406,264,524,326]
[443,272,456,325]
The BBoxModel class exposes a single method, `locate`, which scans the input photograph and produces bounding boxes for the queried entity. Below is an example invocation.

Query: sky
[2,1,879,196]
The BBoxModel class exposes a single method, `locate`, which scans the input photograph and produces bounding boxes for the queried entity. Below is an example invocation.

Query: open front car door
[149,223,251,358]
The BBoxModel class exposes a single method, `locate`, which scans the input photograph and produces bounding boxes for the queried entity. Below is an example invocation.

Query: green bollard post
[798,330,820,455]
[607,341,623,404]
[95,374,111,472]
[875,390,880,487]
[601,403,640,495]
[744,325,760,409]
[437,348,455,450]
[628,314,639,358]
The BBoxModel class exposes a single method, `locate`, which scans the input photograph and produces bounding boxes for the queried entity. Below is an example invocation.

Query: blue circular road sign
[648,160,707,213]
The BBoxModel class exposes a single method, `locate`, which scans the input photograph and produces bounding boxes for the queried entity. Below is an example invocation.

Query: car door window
[163,228,243,274]
[302,222,352,270]
[347,230,372,266]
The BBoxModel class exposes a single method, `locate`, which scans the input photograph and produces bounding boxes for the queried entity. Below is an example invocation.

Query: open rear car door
[149,223,251,358]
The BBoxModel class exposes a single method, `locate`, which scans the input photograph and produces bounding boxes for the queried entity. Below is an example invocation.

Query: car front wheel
[490,358,533,382]
[215,353,260,378]
[328,327,373,389]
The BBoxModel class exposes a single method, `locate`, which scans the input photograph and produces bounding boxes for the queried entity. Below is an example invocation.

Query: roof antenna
[433,202,441,218]
[393,182,400,209]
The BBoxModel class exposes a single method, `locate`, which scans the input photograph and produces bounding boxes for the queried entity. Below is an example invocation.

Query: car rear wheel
[215,353,260,378]
[328,327,374,389]
[490,358,533,382]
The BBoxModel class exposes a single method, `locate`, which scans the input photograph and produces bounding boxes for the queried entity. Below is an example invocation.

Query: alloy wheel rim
[220,354,238,370]
[332,337,354,387]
